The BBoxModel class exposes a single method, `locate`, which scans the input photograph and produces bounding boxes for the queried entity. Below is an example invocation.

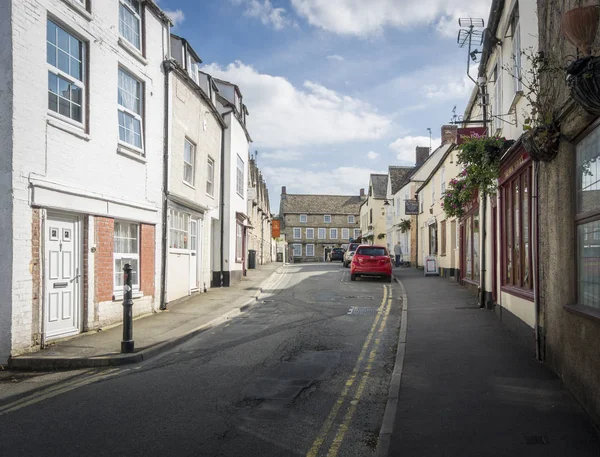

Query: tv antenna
[457,18,484,85]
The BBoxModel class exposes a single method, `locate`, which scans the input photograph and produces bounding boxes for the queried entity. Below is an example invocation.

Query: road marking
[306,285,390,457]
[326,293,393,457]
[0,368,123,417]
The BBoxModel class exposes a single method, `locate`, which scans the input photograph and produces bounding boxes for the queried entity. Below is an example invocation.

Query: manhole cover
[347,307,378,315]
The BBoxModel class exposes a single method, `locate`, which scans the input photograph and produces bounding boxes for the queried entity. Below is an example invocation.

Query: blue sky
[157,0,492,211]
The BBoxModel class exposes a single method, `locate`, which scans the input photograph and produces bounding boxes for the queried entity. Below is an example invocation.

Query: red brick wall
[95,217,114,302]
[82,217,89,331]
[31,209,41,345]
[140,224,155,297]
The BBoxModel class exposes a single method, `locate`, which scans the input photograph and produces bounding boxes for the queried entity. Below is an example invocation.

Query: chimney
[281,186,287,195]
[416,146,429,167]
[360,188,365,197]
[441,124,458,145]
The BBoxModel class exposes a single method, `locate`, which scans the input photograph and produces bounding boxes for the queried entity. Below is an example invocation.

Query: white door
[45,213,81,339]
[189,218,198,291]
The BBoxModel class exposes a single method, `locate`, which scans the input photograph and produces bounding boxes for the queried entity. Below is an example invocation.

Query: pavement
[7,262,284,370]
[378,267,600,457]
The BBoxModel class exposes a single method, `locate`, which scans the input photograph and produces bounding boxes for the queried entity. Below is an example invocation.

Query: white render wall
[9,0,168,355]
[0,0,14,362]
[168,71,222,300]
[222,112,249,278]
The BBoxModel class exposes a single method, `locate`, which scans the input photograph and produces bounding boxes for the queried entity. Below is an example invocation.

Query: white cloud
[261,150,303,161]
[388,136,440,163]
[290,0,492,37]
[263,165,384,199]
[326,54,345,62]
[201,61,392,148]
[234,0,295,30]
[163,9,185,27]
[367,151,379,160]
[422,64,478,101]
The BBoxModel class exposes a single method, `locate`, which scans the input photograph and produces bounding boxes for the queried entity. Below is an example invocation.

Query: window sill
[509,90,523,113]
[206,193,215,199]
[169,249,190,255]
[501,285,534,302]
[113,291,143,301]
[117,143,146,163]
[59,0,92,21]
[183,181,196,190]
[564,304,600,323]
[118,37,148,66]
[47,115,90,141]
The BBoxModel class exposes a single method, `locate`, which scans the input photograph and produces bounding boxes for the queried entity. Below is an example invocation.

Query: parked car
[343,242,361,268]
[330,247,345,262]
[350,245,393,282]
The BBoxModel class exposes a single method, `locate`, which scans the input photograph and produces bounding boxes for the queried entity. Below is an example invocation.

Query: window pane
[506,187,512,283]
[119,3,141,49]
[47,43,56,67]
[57,27,69,54]
[577,127,600,214]
[118,70,141,114]
[578,220,600,309]
[466,220,472,277]
[513,180,520,285]
[473,216,480,281]
[47,20,57,45]
[522,172,530,288]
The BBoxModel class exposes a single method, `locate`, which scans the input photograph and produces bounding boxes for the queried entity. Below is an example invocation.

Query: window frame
[183,139,196,186]
[324,214,332,223]
[299,214,308,223]
[306,228,315,240]
[236,155,244,197]
[431,176,435,202]
[511,3,522,93]
[318,228,326,239]
[341,228,350,240]
[348,215,355,224]
[117,67,144,152]
[493,64,502,132]
[306,244,315,257]
[169,208,190,252]
[47,19,86,126]
[330,228,338,239]
[292,244,302,257]
[354,228,361,240]
[500,159,533,297]
[235,222,243,263]
[441,167,446,196]
[293,227,301,239]
[113,221,140,293]
[440,220,447,256]
[206,156,215,196]
[119,0,142,51]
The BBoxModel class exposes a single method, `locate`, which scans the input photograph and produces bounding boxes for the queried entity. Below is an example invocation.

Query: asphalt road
[0,263,402,457]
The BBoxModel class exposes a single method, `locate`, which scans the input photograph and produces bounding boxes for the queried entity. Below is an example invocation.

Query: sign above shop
[457,127,486,145]
[272,220,281,238]
[405,199,419,215]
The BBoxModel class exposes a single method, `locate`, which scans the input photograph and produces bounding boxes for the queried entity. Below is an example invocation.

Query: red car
[351,245,393,282]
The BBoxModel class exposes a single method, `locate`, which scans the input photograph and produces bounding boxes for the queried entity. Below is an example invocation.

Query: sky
[157,0,493,212]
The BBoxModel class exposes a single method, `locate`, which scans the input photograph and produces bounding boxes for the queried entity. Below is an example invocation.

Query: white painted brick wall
[8,0,169,356]
[0,0,14,362]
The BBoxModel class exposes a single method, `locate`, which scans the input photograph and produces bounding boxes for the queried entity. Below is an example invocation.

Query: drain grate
[347,307,378,316]
[523,435,548,445]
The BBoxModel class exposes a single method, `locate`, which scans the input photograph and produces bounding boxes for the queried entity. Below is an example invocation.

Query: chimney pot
[360,188,365,197]
[281,186,287,195]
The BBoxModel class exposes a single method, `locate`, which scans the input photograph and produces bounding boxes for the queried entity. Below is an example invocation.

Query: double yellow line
[307,284,393,457]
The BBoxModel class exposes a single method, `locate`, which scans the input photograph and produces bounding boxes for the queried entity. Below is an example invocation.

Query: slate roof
[280,194,363,214]
[389,166,414,194]
[371,174,388,199]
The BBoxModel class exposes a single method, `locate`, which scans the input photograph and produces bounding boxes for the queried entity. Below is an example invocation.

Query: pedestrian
[394,241,402,267]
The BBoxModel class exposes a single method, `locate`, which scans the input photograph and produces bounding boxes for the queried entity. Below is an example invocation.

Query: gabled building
[163,35,225,305]
[279,187,364,262]
[360,174,388,245]
[210,76,251,286]
[385,166,414,257]
[247,156,274,266]
[0,0,171,361]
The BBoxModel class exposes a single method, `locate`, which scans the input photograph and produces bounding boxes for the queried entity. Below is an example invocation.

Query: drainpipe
[219,111,232,287]
[415,211,419,268]
[160,60,173,310]
[479,77,489,309]
[533,161,541,361]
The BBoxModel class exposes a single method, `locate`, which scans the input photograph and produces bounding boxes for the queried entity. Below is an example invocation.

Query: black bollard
[121,263,134,353]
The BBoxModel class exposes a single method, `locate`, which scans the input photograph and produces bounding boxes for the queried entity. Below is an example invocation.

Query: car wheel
[350,274,356,281]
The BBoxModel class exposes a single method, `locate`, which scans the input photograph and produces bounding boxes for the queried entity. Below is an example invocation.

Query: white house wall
[8,0,167,355]
[0,0,14,362]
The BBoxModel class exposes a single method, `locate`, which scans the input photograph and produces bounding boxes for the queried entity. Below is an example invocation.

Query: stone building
[534,0,600,425]
[359,174,388,245]
[279,187,364,262]
[246,156,273,266]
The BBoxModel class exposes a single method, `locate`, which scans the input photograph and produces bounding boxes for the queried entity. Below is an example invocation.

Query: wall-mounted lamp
[383,200,391,206]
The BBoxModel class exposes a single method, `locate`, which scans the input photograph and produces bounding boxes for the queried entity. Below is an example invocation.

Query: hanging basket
[566,55,600,115]
[561,6,600,56]
[522,126,560,162]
